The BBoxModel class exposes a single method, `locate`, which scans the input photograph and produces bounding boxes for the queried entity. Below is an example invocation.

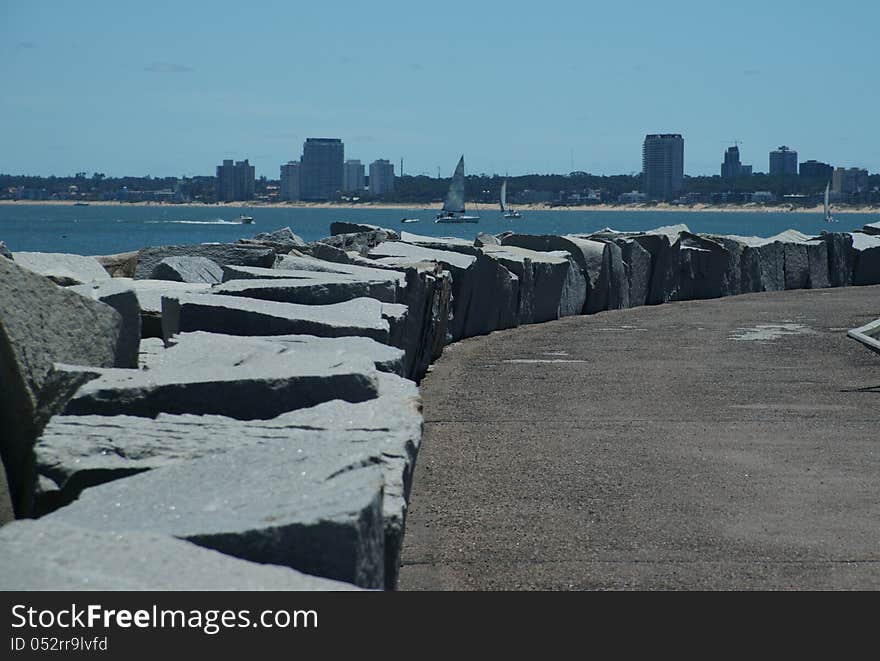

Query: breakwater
[1,220,879,589]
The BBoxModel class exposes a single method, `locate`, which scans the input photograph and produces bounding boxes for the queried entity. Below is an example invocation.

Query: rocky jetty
[2,222,879,590]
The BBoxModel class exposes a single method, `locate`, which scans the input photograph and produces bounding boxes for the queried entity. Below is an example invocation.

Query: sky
[2,0,878,179]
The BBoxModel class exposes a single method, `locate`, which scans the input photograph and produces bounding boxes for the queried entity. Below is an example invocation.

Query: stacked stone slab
[161,293,408,349]
[36,370,420,589]
[369,240,519,341]
[69,280,141,368]
[151,255,224,284]
[45,445,387,588]
[0,520,361,590]
[12,251,111,286]
[851,232,880,285]
[60,332,380,420]
[0,258,122,517]
[501,233,627,313]
[134,243,277,279]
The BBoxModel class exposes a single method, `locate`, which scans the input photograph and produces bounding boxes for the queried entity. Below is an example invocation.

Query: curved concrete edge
[848,317,880,355]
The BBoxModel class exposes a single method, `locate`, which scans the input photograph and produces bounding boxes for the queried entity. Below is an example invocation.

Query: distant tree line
[2,171,878,205]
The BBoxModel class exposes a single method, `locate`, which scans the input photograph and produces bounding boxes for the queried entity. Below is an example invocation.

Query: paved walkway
[398,286,880,590]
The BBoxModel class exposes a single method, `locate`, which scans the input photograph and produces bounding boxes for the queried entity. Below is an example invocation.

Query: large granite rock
[368,241,518,341]
[161,293,407,347]
[12,251,111,286]
[276,254,409,284]
[69,280,141,368]
[474,232,500,247]
[851,232,880,285]
[46,444,387,588]
[481,244,586,323]
[862,221,880,236]
[0,258,121,516]
[113,279,212,339]
[0,242,13,260]
[214,274,399,305]
[134,243,277,279]
[151,255,224,284]
[501,233,625,313]
[318,230,400,255]
[0,520,362,590]
[821,232,855,287]
[238,227,307,251]
[93,250,138,278]
[62,332,380,420]
[330,222,399,239]
[37,371,420,588]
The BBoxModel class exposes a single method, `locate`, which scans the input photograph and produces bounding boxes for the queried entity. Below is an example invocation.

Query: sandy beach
[1,199,878,214]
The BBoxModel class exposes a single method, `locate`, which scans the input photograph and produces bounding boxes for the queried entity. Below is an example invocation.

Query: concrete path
[398,286,880,590]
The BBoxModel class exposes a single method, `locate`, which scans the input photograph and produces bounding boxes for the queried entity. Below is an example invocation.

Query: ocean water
[0,204,876,256]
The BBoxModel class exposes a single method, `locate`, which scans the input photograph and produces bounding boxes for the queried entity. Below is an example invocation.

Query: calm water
[1,204,876,256]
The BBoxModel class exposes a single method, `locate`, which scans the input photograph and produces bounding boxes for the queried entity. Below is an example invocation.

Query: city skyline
[3,1,879,178]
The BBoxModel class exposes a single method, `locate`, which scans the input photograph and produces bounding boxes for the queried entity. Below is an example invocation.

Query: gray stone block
[214,275,399,306]
[0,520,361,590]
[318,230,399,255]
[862,221,880,236]
[12,251,111,286]
[330,222,399,239]
[276,254,408,285]
[134,244,276,280]
[474,232,500,247]
[160,293,406,347]
[70,280,141,368]
[0,258,120,516]
[821,232,855,287]
[851,232,880,285]
[501,234,623,313]
[369,241,518,341]
[242,226,307,250]
[151,255,224,284]
[481,244,586,323]
[62,331,380,420]
[37,371,420,588]
[92,250,138,277]
[46,444,387,588]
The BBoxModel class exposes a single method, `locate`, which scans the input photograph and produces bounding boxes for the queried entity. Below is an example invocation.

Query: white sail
[500,179,508,212]
[824,182,830,219]
[442,156,466,214]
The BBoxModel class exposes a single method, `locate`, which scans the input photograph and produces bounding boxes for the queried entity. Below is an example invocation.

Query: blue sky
[2,0,877,179]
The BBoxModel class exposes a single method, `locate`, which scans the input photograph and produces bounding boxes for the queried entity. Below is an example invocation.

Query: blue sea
[1,204,876,256]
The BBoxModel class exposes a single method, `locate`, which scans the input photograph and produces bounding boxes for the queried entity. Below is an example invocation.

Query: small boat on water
[824,182,837,223]
[436,156,480,223]
[73,202,89,207]
[401,217,420,224]
[500,179,521,219]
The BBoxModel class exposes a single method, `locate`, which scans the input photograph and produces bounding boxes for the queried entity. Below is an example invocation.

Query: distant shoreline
[0,199,878,215]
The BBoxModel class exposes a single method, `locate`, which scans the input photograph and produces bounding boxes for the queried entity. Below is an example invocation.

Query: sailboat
[500,179,521,219]
[435,156,480,223]
[824,182,836,223]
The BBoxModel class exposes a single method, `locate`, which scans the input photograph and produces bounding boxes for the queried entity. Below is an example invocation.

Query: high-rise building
[642,134,684,200]
[720,145,751,179]
[769,146,798,176]
[832,167,869,196]
[300,138,344,201]
[216,160,235,202]
[279,161,301,201]
[799,160,833,181]
[216,159,255,201]
[369,159,395,196]
[342,160,365,194]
